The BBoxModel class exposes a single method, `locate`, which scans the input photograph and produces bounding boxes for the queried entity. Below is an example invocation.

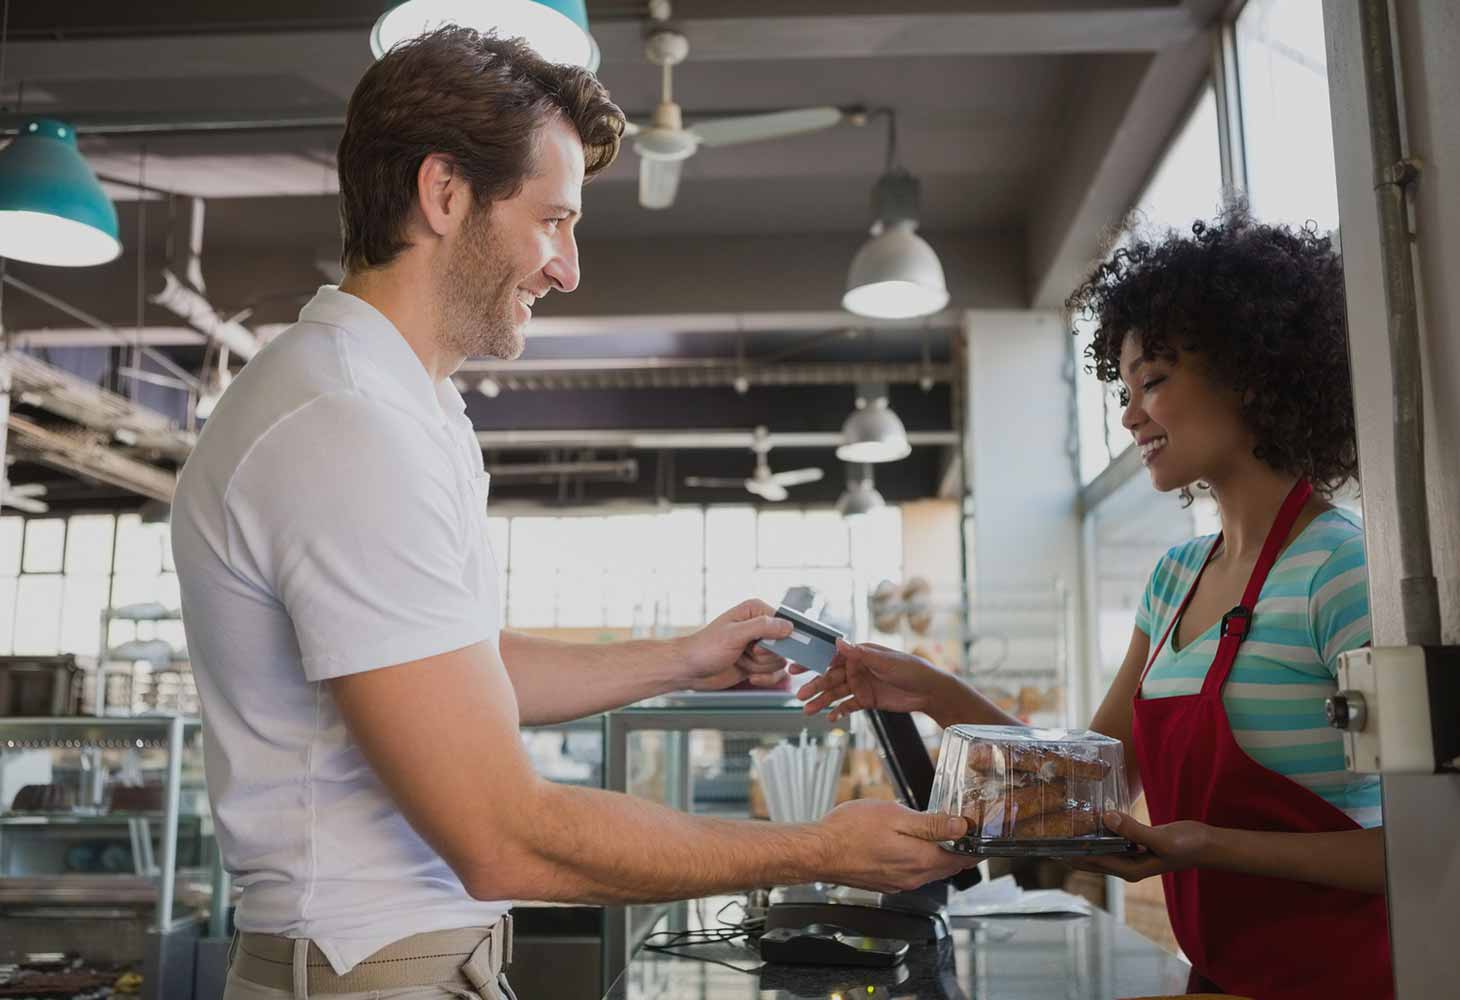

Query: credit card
[757,605,844,673]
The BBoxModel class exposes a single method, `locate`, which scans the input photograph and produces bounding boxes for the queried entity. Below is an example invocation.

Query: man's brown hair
[337,27,624,273]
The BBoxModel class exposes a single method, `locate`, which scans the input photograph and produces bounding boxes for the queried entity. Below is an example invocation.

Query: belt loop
[292,939,309,1000]
[460,934,499,997]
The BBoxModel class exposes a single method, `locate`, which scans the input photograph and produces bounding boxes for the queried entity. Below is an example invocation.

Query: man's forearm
[1203,825,1386,894]
[471,779,824,903]
[499,631,684,725]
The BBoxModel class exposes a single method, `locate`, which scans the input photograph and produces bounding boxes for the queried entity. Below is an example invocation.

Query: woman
[796,210,1392,1000]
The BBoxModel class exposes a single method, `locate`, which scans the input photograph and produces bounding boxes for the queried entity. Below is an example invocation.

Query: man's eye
[1142,376,1166,392]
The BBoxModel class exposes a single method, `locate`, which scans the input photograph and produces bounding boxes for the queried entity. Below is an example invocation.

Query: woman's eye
[1142,376,1166,392]
[545,217,564,230]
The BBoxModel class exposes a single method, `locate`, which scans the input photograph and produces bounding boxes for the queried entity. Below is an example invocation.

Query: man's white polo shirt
[171,286,507,973]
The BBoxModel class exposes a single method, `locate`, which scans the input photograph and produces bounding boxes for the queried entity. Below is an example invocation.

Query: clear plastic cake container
[928,724,1135,857]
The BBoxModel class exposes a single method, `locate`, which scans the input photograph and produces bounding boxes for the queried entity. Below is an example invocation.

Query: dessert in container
[928,724,1137,857]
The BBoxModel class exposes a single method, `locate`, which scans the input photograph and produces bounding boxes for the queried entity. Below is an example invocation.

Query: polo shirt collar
[299,285,468,425]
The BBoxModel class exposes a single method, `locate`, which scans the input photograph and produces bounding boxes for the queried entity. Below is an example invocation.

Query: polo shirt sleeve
[225,392,492,681]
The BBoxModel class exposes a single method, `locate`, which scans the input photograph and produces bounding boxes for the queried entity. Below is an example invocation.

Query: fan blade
[684,476,745,488]
[639,156,683,210]
[691,106,846,148]
[770,467,824,488]
[746,479,789,502]
[2,490,49,514]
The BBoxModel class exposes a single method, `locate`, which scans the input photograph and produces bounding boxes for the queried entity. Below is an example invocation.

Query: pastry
[967,742,1110,782]
[962,778,1077,836]
[870,580,901,633]
[1008,805,1100,840]
[11,783,75,812]
[903,577,933,634]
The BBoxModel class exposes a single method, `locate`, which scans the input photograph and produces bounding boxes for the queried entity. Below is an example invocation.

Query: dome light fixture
[842,109,948,320]
[0,119,121,267]
[836,464,886,517]
[836,383,911,464]
[371,0,600,70]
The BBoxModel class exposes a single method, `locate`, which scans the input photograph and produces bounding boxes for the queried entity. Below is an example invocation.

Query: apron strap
[1139,479,1314,693]
[1138,533,1223,689]
[1198,479,1314,697]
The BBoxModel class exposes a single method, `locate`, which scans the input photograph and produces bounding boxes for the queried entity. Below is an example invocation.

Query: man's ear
[415,153,472,239]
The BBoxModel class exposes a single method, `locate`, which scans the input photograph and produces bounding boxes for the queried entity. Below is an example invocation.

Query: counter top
[604,894,1190,1000]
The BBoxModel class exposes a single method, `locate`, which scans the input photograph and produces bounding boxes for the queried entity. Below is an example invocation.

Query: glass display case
[601,692,839,985]
[0,715,212,999]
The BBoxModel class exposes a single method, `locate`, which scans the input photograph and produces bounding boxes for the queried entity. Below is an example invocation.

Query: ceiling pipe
[7,414,177,503]
[475,428,957,451]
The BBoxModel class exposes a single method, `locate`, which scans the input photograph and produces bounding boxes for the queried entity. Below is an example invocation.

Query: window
[1075,84,1223,486]
[497,505,902,635]
[1236,0,1339,232]
[0,513,179,658]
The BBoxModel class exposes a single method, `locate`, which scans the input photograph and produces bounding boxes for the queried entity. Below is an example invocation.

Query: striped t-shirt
[1135,508,1382,828]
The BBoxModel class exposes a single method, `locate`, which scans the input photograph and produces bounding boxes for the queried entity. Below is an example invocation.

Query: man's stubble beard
[437,204,526,362]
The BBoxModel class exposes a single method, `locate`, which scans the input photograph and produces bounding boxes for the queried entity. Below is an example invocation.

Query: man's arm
[330,639,975,902]
[499,600,795,725]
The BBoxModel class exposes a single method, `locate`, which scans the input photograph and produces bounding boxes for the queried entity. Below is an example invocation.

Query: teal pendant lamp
[372,0,599,70]
[0,118,122,267]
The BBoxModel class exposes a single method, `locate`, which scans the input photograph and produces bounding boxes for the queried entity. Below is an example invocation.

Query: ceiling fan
[683,426,824,502]
[1,481,49,514]
[623,2,861,209]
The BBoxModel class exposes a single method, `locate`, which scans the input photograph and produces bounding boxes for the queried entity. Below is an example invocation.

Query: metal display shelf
[0,715,211,1000]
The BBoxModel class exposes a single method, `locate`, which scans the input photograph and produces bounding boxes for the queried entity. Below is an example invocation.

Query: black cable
[637,899,768,975]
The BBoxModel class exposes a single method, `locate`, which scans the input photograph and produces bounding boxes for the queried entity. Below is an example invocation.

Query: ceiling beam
[3,6,1200,95]
[2,230,1023,332]
[7,416,177,504]
[1026,1,1228,307]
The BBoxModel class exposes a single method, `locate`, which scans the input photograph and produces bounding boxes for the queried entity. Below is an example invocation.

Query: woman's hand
[1064,811,1213,882]
[794,640,955,723]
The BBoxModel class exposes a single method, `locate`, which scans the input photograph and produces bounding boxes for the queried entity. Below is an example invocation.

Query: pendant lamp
[836,464,886,517]
[843,109,947,320]
[372,0,600,70]
[837,383,912,464]
[0,119,122,267]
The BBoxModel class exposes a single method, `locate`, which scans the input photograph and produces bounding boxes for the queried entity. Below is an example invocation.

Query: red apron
[1130,479,1393,1000]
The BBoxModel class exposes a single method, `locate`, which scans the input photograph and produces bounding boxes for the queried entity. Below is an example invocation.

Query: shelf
[0,716,201,749]
[1,812,206,827]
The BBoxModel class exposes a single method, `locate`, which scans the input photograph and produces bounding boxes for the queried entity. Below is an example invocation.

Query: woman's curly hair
[1068,205,1358,500]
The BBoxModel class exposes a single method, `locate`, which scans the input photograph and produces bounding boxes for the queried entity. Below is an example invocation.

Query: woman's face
[1118,332,1253,493]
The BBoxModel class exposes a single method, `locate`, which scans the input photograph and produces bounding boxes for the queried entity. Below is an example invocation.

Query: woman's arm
[1089,625,1151,800]
[795,640,1021,728]
[1074,812,1387,895]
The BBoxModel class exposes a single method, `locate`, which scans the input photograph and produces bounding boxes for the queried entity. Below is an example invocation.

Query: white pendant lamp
[836,464,886,517]
[371,0,600,70]
[836,383,911,464]
[843,110,948,320]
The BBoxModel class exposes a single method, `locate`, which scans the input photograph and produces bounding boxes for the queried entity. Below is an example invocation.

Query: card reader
[758,605,844,673]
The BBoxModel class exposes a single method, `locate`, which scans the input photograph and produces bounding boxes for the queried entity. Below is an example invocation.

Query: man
[172,28,972,1000]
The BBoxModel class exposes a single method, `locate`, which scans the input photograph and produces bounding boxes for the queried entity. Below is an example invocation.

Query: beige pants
[223,922,517,1000]
[222,971,499,1000]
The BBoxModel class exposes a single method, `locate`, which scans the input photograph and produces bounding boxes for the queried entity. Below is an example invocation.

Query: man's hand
[676,599,793,692]
[1063,811,1212,882]
[814,800,976,893]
